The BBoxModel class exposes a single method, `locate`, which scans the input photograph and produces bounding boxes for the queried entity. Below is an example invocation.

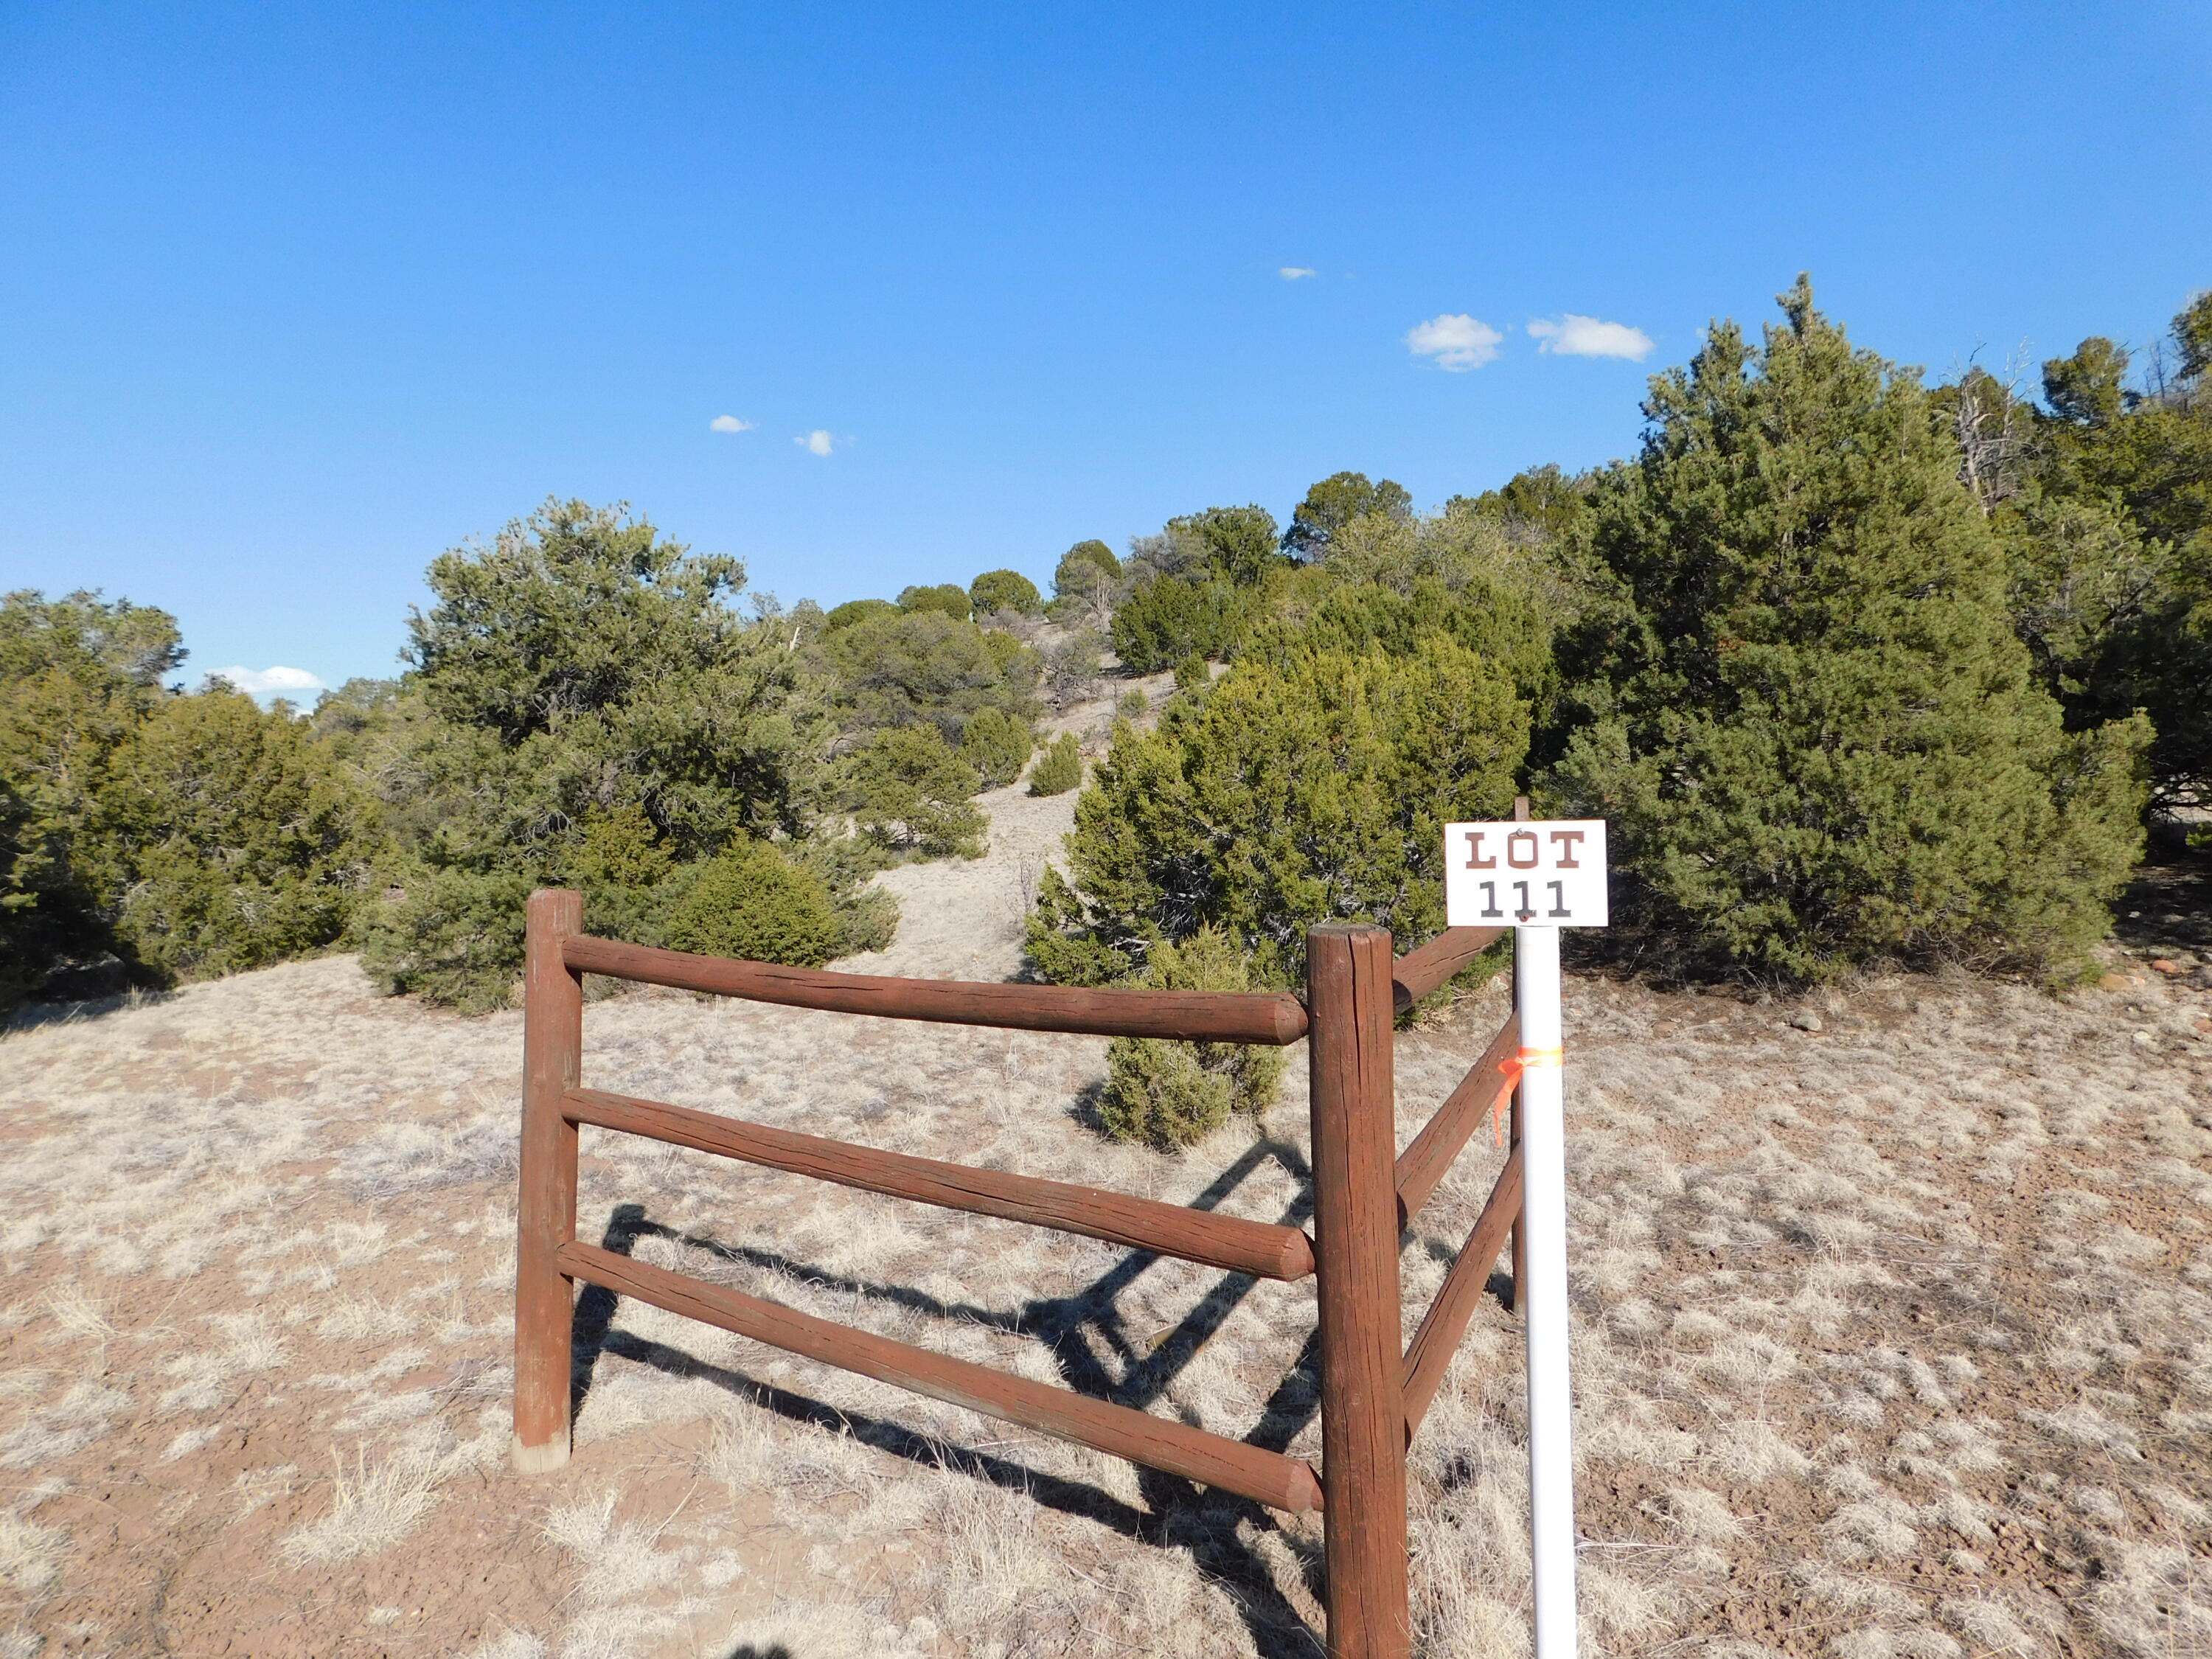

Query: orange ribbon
[1494,1045,1563,1145]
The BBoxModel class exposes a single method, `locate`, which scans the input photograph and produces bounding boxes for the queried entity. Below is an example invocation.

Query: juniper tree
[1029,633,1527,988]
[1549,278,2148,983]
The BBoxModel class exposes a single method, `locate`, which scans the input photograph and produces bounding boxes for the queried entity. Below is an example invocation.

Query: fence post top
[1307,921,1391,939]
[528,888,583,925]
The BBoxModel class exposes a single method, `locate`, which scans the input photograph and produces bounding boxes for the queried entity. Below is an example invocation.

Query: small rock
[2152,959,2185,975]
[2132,1029,2158,1048]
[1788,1010,1824,1032]
[2100,973,2135,991]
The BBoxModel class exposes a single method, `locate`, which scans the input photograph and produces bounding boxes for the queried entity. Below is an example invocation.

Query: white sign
[1443,818,1609,928]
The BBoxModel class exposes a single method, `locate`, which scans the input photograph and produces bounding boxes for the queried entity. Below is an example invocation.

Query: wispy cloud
[1405,313,1504,372]
[1526,314,1655,360]
[209,665,324,700]
[796,430,835,456]
[1280,266,1317,281]
[709,414,756,433]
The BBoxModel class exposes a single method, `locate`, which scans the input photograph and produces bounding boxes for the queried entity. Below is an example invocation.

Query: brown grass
[3,740,2209,1655]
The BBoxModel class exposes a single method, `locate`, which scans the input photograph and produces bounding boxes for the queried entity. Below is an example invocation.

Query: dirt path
[3,783,2210,1658]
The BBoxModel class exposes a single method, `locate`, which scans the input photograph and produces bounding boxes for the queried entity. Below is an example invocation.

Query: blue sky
[3,2,2208,697]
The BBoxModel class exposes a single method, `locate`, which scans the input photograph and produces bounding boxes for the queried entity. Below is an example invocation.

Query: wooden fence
[512,889,1528,1659]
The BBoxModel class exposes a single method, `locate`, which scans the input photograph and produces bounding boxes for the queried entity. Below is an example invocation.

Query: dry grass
[2,750,2208,1655]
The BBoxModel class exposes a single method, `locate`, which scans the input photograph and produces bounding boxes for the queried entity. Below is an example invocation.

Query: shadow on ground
[566,1127,1400,1659]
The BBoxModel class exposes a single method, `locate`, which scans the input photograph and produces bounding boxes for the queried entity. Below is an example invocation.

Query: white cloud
[208,665,324,700]
[709,414,755,433]
[1405,313,1504,372]
[1280,266,1317,281]
[1526,314,1655,361]
[796,430,835,456]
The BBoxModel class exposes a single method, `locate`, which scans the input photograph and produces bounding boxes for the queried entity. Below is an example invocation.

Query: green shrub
[356,862,536,1014]
[354,500,846,1009]
[820,608,1040,740]
[1116,686,1149,720]
[897,583,971,622]
[849,726,987,858]
[1164,505,1282,587]
[1172,654,1209,695]
[1026,731,1082,796]
[1548,279,2149,984]
[1096,928,1287,1148]
[825,597,899,632]
[1050,540,1123,625]
[959,706,1034,789]
[91,686,372,981]
[1110,575,1248,672]
[1029,633,1527,988]
[1283,472,1413,560]
[968,568,1043,618]
[663,841,841,966]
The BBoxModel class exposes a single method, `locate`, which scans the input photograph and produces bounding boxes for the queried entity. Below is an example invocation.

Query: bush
[1548,279,2149,984]
[825,598,898,632]
[1039,630,1102,709]
[819,608,1041,740]
[354,499,849,1009]
[91,686,372,981]
[1096,928,1287,1148]
[968,568,1043,618]
[1172,654,1209,695]
[1110,575,1248,672]
[849,726,987,858]
[959,706,1034,789]
[1283,472,1413,560]
[663,841,841,967]
[1164,505,1282,587]
[1028,633,1527,988]
[0,592,380,1004]
[1026,731,1082,796]
[356,863,536,1014]
[897,583,971,622]
[1049,540,1123,627]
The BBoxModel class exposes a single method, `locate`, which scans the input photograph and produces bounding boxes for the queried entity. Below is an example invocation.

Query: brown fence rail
[513,891,1526,1659]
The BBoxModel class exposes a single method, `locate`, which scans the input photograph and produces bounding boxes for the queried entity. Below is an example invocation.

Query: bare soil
[4,757,2210,1658]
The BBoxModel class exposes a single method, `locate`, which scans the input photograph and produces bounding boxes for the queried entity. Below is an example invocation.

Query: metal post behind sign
[1443,816,1606,1659]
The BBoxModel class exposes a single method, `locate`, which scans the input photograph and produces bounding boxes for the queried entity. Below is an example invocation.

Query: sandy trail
[3,776,2211,1658]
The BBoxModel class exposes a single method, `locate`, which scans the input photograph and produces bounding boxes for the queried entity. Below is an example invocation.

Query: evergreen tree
[968,568,1043,617]
[1551,279,2148,983]
[357,500,861,1009]
[1029,633,1527,988]
[2003,295,2212,804]
[1282,471,1413,560]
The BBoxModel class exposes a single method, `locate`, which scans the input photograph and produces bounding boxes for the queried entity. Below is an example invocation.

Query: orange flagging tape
[1494,1045,1565,1145]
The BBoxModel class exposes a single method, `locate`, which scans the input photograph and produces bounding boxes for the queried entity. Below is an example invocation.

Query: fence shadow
[569,1130,1335,1658]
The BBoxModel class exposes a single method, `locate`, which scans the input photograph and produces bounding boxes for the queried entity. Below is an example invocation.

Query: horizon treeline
[3,276,2205,1020]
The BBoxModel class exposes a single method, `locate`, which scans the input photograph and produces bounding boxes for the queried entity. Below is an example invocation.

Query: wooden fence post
[513,887,584,1475]
[1308,923,1410,1659]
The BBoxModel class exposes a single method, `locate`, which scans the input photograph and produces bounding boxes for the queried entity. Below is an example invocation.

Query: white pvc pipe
[1515,923,1578,1659]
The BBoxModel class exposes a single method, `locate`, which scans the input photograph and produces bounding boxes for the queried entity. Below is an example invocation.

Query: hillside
[2,784,2210,1658]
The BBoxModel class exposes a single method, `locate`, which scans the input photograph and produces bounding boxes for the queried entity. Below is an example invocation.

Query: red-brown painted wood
[557,1239,1324,1514]
[513,888,584,1474]
[565,1086,1315,1281]
[1393,1011,1520,1228]
[1390,925,1507,1013]
[1399,1144,1526,1441]
[563,933,1308,1045]
[1308,924,1411,1659]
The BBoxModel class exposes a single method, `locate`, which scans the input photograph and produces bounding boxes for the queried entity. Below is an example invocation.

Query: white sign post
[1444,818,1607,1659]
